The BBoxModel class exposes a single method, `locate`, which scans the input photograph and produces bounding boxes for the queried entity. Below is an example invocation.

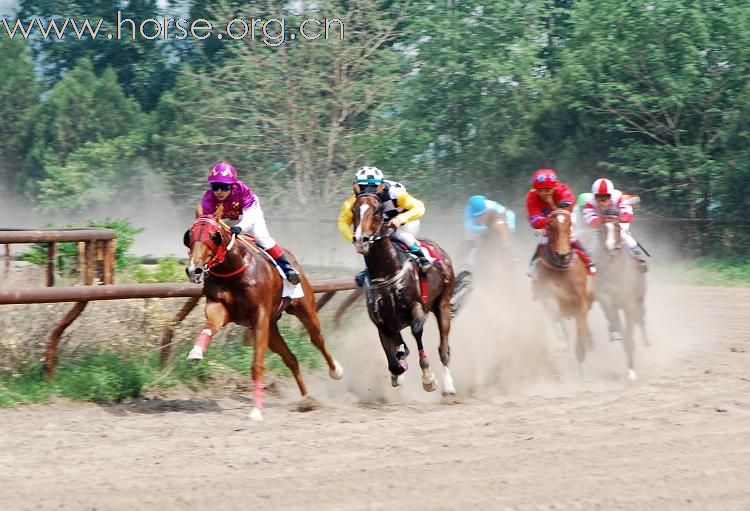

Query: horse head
[484,210,512,248]
[545,209,573,268]
[598,209,622,253]
[183,215,232,284]
[351,187,386,256]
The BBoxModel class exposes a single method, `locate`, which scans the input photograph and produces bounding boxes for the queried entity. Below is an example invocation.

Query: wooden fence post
[46,243,56,287]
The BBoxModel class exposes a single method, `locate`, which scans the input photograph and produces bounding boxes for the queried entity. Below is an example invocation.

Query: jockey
[195,161,301,285]
[338,166,433,284]
[463,194,516,268]
[582,178,648,271]
[575,192,595,252]
[525,168,596,277]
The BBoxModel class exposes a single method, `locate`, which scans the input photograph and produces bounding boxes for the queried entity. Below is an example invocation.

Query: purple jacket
[200,180,256,220]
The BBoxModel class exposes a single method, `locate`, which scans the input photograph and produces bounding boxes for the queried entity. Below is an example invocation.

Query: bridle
[189,217,245,277]
[353,192,387,247]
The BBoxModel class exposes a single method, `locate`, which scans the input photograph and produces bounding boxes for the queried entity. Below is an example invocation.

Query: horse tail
[450,270,473,318]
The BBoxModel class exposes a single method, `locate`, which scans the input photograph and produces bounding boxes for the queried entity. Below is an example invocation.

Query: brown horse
[534,209,593,374]
[593,214,649,381]
[351,192,459,395]
[183,215,343,421]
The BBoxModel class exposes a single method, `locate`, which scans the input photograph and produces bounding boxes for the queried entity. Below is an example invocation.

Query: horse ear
[183,229,191,247]
[211,231,222,246]
[353,182,361,195]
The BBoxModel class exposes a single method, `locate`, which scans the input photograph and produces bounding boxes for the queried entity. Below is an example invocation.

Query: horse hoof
[627,369,638,381]
[329,360,344,380]
[391,373,405,387]
[186,346,203,362]
[422,374,438,392]
[248,407,264,421]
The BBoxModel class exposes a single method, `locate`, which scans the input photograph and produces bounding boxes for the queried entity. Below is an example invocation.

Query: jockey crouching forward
[338,166,433,286]
[582,178,648,272]
[525,168,596,278]
[196,161,301,285]
[463,194,516,268]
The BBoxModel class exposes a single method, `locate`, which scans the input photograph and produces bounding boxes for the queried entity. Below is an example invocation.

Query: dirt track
[2,283,749,510]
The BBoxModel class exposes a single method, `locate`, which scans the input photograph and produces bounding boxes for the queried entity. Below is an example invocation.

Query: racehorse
[593,213,650,381]
[184,214,343,421]
[351,191,459,395]
[534,209,593,374]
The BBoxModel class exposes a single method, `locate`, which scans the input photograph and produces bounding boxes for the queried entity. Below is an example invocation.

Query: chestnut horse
[593,214,649,381]
[534,209,593,374]
[184,215,343,421]
[351,192,458,395]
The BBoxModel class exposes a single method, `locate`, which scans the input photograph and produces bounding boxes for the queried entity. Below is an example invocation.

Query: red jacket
[525,182,575,229]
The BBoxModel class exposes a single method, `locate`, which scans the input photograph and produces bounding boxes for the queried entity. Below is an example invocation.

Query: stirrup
[416,256,433,273]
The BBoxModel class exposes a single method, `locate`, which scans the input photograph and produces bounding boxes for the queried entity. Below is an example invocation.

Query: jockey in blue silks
[462,195,516,268]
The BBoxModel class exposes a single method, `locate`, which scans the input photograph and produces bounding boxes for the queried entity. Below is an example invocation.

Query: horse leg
[433,296,456,396]
[410,302,437,392]
[249,307,271,421]
[623,313,637,381]
[267,322,308,397]
[288,297,343,380]
[378,329,406,387]
[187,301,229,362]
[574,307,591,382]
[598,293,623,342]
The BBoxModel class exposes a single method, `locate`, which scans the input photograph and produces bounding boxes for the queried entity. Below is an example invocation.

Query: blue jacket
[464,199,516,234]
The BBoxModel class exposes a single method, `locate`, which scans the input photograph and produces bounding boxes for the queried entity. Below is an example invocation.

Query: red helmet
[592,178,614,196]
[532,168,558,189]
[207,162,238,185]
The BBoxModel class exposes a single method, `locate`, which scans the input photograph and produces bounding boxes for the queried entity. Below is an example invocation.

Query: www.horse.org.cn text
[1,12,346,46]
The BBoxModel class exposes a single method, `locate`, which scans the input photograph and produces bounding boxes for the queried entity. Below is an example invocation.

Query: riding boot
[274,254,301,285]
[526,245,542,279]
[629,246,649,273]
[355,268,368,287]
[409,244,433,273]
[571,239,597,275]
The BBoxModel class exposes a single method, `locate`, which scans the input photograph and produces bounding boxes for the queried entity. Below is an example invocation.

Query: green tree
[0,39,38,197]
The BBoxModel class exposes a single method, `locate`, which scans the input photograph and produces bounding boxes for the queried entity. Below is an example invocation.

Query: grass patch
[660,257,750,287]
[0,318,324,407]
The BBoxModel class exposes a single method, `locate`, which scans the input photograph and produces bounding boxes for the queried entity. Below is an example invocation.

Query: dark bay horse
[351,192,458,395]
[184,215,343,421]
[534,209,593,375]
[594,214,649,381]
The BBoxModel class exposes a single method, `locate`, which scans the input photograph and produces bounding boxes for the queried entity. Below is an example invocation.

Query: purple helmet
[207,162,238,184]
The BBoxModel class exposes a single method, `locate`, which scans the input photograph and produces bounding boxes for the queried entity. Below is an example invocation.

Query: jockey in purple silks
[196,161,301,285]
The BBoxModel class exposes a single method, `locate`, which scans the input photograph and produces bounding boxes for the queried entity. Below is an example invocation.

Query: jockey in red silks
[525,168,596,278]
[195,161,301,285]
[582,178,648,272]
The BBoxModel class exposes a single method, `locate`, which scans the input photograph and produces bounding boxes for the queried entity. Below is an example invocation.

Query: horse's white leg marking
[329,359,344,380]
[441,365,456,396]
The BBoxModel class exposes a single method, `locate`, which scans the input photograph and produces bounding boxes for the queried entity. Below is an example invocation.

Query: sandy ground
[1,281,749,511]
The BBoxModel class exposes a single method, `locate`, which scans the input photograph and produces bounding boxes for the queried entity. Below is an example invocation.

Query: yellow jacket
[337,189,426,242]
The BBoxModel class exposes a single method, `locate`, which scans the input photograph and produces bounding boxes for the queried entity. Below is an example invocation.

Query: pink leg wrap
[267,244,283,259]
[253,380,264,410]
[195,329,213,352]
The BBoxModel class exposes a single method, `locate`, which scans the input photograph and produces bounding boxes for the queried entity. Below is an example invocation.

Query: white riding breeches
[390,219,420,248]
[235,201,277,250]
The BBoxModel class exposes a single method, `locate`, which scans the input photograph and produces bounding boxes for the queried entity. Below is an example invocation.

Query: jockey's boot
[275,254,301,285]
[409,244,433,273]
[526,244,542,279]
[629,246,649,273]
[572,240,597,276]
[355,268,368,287]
